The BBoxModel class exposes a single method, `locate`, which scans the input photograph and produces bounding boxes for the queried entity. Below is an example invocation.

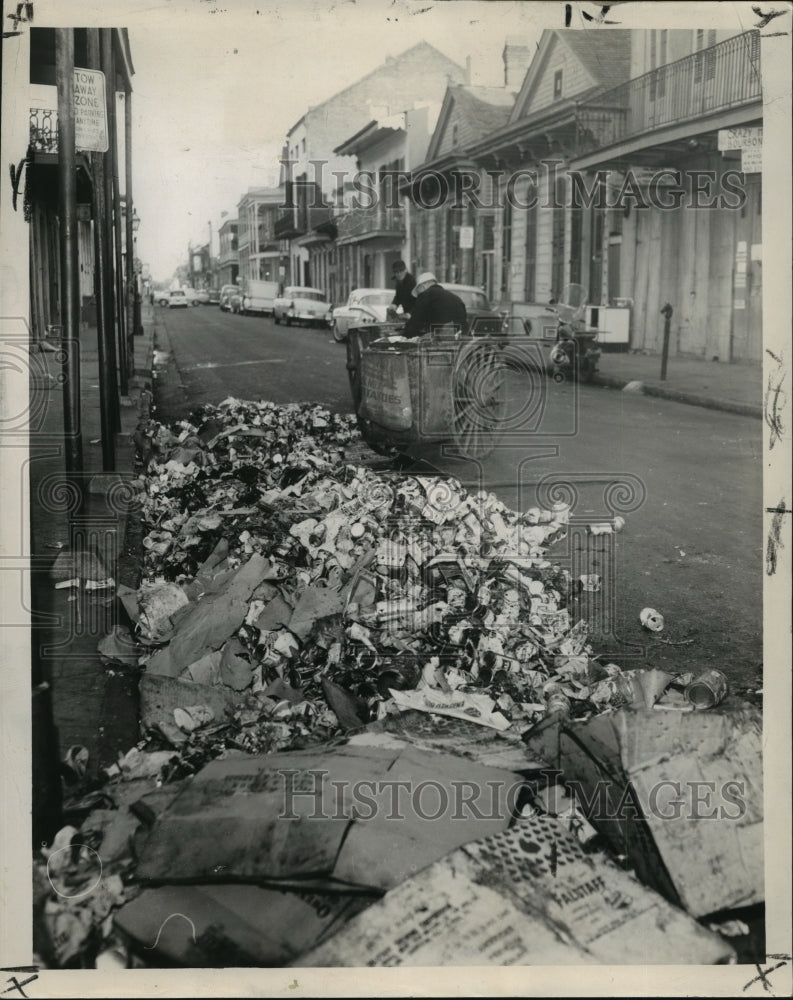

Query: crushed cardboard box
[525,704,764,917]
[294,813,735,967]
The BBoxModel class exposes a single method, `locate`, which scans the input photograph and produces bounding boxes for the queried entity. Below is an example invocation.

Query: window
[550,175,565,299]
[650,31,667,100]
[553,69,563,100]
[451,124,458,146]
[524,203,537,301]
[569,206,582,287]
[694,27,717,83]
[482,215,495,252]
[501,195,512,294]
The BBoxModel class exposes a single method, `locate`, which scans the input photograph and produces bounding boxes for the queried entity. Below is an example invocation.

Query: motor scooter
[546,284,601,383]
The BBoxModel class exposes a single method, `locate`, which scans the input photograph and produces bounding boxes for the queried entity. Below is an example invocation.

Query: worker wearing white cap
[402,271,467,339]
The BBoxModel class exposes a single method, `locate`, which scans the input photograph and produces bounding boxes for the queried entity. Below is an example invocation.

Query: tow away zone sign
[73,68,108,152]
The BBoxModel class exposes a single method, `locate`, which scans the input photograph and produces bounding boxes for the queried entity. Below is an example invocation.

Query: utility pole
[100,29,121,429]
[56,28,84,485]
[87,28,117,470]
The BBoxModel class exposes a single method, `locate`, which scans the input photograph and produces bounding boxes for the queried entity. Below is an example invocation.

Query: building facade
[571,28,762,361]
[405,27,762,362]
[275,41,468,298]
[237,187,283,285]
[330,105,439,302]
[217,218,239,288]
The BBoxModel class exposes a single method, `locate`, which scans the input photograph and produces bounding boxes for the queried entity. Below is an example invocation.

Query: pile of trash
[115,396,699,765]
[32,397,763,969]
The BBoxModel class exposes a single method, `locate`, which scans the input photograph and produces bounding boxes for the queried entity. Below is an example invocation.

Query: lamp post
[132,208,142,336]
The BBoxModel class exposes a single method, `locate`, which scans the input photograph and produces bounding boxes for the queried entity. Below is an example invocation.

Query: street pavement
[154,304,763,689]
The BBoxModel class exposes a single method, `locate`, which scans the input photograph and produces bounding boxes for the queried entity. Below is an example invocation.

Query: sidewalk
[593,350,762,419]
[30,305,155,839]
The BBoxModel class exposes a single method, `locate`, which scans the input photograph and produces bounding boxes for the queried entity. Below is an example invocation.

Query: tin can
[543,681,572,718]
[685,669,728,710]
[545,691,572,718]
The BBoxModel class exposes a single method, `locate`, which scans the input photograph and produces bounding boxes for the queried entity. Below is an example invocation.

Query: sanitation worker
[402,272,467,339]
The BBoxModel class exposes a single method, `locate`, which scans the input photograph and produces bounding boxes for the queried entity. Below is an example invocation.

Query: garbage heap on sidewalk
[33,398,764,969]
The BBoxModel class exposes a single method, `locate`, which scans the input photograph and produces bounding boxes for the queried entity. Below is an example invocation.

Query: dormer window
[553,69,563,100]
[452,124,458,146]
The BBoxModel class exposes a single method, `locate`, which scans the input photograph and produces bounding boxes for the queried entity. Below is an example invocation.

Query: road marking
[182,359,288,371]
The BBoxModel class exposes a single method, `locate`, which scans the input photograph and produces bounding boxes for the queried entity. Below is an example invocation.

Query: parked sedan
[442,284,508,338]
[273,286,331,328]
[164,289,189,309]
[194,289,210,305]
[330,288,395,342]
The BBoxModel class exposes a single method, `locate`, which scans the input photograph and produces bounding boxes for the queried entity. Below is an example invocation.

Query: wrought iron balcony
[30,107,58,153]
[335,205,405,242]
[575,29,761,155]
[274,204,333,240]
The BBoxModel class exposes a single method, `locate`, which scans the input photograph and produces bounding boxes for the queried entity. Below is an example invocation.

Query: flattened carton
[115,884,373,966]
[528,704,764,917]
[294,814,735,966]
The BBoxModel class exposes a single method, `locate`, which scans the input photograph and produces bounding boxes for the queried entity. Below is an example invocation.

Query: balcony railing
[30,107,58,153]
[575,29,761,155]
[274,204,333,240]
[335,205,405,242]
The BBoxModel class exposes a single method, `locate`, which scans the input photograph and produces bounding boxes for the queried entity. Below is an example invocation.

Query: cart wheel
[451,341,508,459]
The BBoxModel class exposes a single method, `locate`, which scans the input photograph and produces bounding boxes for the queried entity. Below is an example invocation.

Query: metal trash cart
[346,323,509,460]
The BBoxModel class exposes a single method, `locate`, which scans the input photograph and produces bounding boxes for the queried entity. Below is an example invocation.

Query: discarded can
[543,682,572,718]
[640,607,664,632]
[685,669,728,710]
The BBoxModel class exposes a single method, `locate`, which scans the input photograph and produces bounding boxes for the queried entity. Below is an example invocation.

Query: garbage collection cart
[346,323,508,460]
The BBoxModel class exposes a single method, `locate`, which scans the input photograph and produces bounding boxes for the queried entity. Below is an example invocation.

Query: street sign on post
[73,68,108,152]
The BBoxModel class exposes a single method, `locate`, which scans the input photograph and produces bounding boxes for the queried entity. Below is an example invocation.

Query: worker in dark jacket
[402,272,467,339]
[389,259,416,317]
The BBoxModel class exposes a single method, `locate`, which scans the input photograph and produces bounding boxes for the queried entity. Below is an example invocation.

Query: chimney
[503,36,531,89]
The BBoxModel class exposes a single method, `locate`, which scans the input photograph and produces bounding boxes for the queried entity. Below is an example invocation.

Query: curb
[592,373,762,420]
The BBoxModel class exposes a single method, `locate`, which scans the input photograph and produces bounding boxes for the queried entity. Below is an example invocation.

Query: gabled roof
[425,84,516,161]
[287,41,464,137]
[334,117,404,157]
[510,29,631,123]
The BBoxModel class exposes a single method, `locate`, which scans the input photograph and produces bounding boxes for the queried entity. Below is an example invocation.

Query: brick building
[275,42,467,294]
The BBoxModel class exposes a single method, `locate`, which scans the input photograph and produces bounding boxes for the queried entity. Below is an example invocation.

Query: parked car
[330,288,396,342]
[184,288,201,307]
[219,284,239,311]
[207,289,220,305]
[195,289,210,305]
[161,289,189,309]
[273,286,331,327]
[241,279,279,316]
[442,284,508,338]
